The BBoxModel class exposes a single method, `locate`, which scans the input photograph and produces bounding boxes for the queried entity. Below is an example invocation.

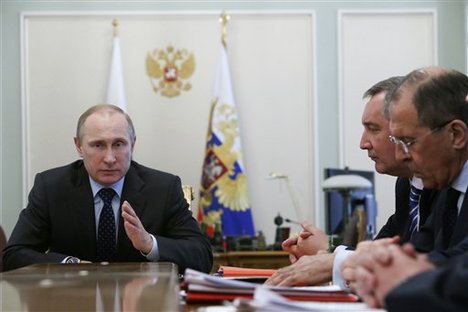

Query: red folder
[219,265,277,277]
[186,289,359,303]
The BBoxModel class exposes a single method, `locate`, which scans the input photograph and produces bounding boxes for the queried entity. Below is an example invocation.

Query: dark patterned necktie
[408,184,422,238]
[442,187,460,248]
[97,188,116,261]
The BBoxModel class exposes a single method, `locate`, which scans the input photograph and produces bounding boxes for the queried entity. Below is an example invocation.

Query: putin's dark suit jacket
[374,177,435,244]
[2,160,213,273]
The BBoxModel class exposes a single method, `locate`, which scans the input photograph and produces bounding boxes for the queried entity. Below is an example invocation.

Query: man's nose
[360,134,371,150]
[103,147,116,163]
[395,144,410,162]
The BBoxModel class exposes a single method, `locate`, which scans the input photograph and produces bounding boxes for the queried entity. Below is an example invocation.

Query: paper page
[251,287,387,311]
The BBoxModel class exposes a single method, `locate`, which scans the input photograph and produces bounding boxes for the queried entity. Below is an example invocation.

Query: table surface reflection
[1,262,180,311]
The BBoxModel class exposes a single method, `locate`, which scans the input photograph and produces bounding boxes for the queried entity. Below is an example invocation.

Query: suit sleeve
[428,235,468,266]
[154,176,213,274]
[3,173,67,271]
[385,254,468,312]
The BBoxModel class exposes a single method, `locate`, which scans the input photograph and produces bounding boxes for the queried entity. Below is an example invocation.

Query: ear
[449,120,468,150]
[131,136,136,152]
[74,137,84,158]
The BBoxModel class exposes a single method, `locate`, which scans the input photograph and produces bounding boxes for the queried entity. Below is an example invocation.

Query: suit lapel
[450,185,468,247]
[120,164,147,217]
[429,188,447,250]
[396,177,411,242]
[116,163,147,258]
[419,188,438,227]
[68,164,97,257]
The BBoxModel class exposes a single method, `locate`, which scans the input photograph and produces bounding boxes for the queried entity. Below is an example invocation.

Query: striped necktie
[97,188,117,262]
[408,184,422,237]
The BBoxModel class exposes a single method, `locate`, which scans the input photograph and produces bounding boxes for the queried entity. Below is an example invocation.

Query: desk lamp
[266,172,303,221]
[322,174,372,237]
[267,172,301,250]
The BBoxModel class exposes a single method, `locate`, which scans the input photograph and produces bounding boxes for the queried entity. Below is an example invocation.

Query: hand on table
[282,223,328,263]
[353,242,434,308]
[264,252,335,286]
[340,236,400,291]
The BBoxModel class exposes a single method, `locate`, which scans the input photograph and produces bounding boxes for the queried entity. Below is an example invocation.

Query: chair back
[182,185,194,211]
[0,225,7,272]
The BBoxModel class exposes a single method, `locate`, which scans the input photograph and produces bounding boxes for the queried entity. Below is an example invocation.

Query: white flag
[106,36,127,112]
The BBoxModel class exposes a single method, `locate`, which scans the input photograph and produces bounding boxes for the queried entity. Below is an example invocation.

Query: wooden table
[212,250,290,273]
[1,262,180,311]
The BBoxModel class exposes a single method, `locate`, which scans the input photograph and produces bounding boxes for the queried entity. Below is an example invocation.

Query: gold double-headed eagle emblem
[146,45,195,98]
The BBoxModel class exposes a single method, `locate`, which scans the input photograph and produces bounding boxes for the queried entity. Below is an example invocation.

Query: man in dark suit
[2,104,213,273]
[352,66,468,310]
[266,76,437,287]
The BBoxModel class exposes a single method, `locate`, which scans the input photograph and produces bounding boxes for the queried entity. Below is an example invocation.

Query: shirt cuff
[332,245,354,290]
[141,234,160,261]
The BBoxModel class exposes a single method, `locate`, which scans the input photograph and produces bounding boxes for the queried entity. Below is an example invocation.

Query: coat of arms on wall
[146,45,195,98]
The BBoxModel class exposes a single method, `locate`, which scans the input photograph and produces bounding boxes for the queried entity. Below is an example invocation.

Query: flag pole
[106,18,127,111]
[219,11,230,48]
[112,18,119,37]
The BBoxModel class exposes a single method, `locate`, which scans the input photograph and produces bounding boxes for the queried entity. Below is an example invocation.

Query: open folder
[183,268,359,303]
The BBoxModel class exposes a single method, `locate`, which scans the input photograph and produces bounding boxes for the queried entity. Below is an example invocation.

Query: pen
[285,218,301,226]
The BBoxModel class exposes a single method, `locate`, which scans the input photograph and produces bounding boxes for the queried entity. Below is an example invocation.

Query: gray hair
[387,67,468,128]
[362,76,405,120]
[76,104,136,142]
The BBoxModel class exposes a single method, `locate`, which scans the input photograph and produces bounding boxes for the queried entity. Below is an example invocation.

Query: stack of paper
[183,268,359,303]
[250,287,386,311]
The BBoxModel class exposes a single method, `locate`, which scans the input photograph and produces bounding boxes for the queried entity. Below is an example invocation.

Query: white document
[250,287,387,312]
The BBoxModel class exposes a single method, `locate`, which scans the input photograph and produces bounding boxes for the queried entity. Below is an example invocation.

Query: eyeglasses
[389,120,452,155]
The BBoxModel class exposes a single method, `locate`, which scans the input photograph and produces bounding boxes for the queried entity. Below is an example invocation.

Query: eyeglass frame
[389,120,452,155]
